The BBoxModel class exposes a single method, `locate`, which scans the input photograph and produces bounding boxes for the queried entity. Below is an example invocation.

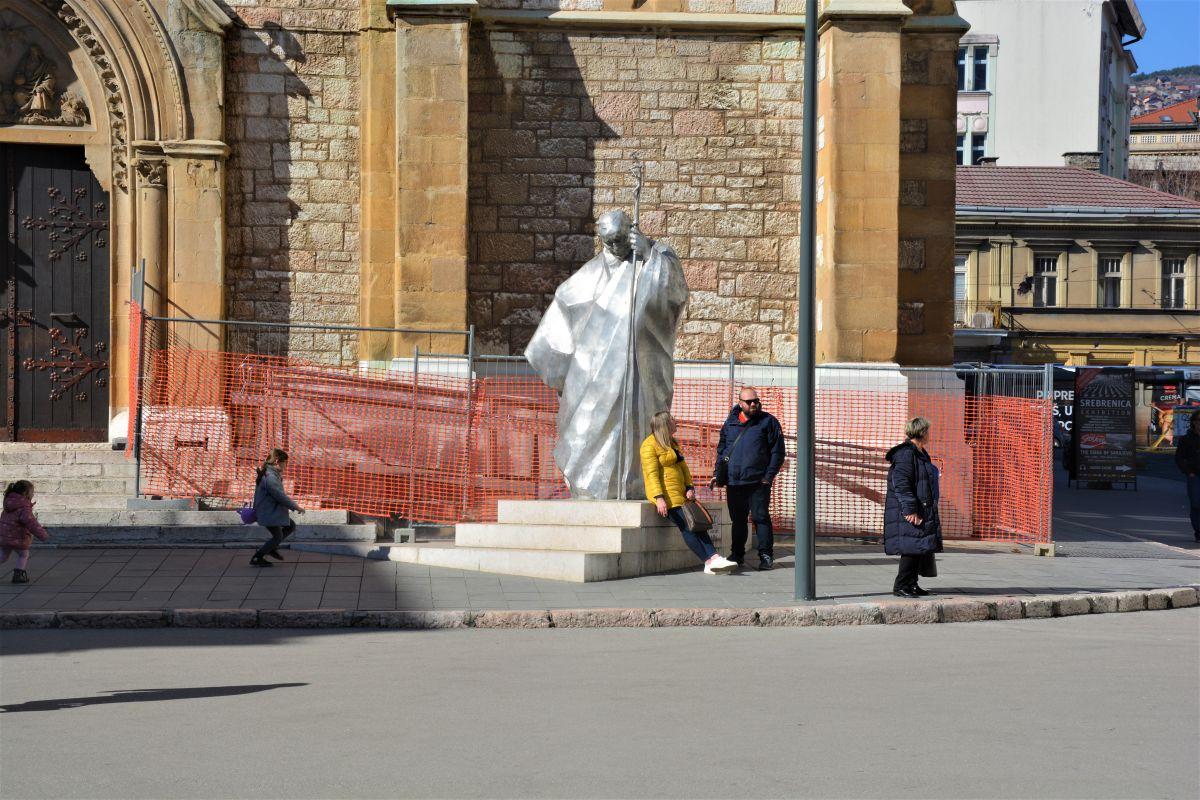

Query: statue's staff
[616,157,645,500]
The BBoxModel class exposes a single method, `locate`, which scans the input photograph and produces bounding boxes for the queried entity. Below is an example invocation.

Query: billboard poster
[1150,384,1183,447]
[1035,371,1074,447]
[1072,368,1136,483]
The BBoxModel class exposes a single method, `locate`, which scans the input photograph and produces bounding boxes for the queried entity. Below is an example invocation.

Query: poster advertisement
[1150,384,1183,448]
[1072,368,1136,483]
[1035,371,1074,447]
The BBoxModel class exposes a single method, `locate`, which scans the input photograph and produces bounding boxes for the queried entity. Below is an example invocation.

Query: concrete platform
[290,500,730,582]
[35,510,354,527]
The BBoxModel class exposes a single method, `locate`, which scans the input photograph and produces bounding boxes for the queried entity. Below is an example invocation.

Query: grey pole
[795,0,819,601]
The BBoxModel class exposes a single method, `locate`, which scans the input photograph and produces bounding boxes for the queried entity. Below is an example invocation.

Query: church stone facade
[0,0,964,438]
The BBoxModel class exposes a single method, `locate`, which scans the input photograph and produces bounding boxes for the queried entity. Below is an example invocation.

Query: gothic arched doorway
[2,143,109,440]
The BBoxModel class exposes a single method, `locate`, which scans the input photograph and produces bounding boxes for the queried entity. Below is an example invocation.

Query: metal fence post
[407,345,420,515]
[132,305,148,499]
[1043,361,1055,543]
[461,327,476,519]
[728,352,736,405]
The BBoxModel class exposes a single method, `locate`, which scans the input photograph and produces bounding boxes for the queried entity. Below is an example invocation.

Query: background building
[1128,97,1200,200]
[954,164,1200,367]
[954,0,1144,176]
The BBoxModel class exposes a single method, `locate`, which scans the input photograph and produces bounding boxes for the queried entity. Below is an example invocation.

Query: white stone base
[312,500,730,583]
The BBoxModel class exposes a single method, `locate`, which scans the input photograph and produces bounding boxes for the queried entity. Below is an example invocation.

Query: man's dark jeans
[726,482,773,560]
[1188,475,1200,540]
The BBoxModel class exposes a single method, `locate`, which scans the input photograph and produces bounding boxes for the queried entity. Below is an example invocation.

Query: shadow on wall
[467,28,618,355]
[222,19,311,358]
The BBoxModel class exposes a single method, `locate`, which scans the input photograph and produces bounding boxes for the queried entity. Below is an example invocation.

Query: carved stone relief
[0,43,90,126]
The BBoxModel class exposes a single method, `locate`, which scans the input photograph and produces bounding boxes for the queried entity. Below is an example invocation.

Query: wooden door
[1,144,110,442]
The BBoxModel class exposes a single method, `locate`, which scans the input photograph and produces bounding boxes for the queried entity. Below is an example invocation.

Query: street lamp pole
[795,0,818,601]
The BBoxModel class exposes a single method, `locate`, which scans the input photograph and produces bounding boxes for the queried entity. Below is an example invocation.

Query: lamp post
[795,0,818,601]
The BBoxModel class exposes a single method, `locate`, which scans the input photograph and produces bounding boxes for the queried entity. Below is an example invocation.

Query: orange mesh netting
[129,310,1053,544]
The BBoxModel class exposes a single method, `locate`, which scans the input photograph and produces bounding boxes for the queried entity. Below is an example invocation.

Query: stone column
[134,146,168,318]
[360,0,399,362]
[390,0,475,356]
[896,9,968,365]
[161,140,230,351]
[815,0,911,364]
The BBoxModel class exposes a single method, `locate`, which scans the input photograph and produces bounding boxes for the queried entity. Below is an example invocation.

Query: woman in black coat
[883,417,942,598]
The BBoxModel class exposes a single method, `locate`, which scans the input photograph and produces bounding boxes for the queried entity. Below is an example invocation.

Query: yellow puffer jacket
[640,434,694,509]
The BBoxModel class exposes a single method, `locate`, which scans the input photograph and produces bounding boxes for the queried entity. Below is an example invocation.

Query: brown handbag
[680,500,714,533]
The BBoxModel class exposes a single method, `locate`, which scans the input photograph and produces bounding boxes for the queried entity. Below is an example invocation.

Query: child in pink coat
[1,480,51,584]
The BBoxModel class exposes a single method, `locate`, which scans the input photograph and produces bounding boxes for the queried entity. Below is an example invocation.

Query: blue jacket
[882,441,943,556]
[253,466,301,527]
[715,406,786,486]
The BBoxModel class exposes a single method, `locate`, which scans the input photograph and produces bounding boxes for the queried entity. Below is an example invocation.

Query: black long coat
[882,441,943,556]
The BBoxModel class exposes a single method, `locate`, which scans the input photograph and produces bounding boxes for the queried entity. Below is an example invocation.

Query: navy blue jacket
[882,441,942,556]
[715,406,786,486]
[253,466,301,527]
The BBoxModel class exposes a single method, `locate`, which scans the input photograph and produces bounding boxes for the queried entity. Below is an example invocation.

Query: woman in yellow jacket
[641,411,738,574]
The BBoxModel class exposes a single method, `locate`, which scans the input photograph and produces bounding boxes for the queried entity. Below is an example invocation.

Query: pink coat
[0,492,50,550]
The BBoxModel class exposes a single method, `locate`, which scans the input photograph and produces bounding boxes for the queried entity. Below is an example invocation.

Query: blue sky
[1130,0,1200,74]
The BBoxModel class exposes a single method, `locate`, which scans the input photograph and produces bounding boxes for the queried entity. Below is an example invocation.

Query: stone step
[8,477,136,495]
[0,448,127,465]
[455,522,730,553]
[34,509,353,527]
[1,462,137,479]
[288,541,715,583]
[47,523,379,547]
[25,495,130,511]
[496,499,727,528]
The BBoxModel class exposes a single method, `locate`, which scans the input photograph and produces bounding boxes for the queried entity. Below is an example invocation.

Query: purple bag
[238,505,257,525]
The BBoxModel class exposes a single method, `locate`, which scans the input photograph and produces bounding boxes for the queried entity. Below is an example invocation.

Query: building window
[1162,259,1186,309]
[954,254,969,324]
[971,135,986,165]
[957,45,991,92]
[956,134,965,165]
[1033,256,1057,308]
[972,48,988,92]
[1098,257,1122,308]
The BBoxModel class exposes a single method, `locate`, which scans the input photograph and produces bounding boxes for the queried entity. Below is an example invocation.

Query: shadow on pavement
[0,682,307,713]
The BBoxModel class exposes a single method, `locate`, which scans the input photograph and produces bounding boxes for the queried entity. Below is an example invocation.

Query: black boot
[11,569,29,584]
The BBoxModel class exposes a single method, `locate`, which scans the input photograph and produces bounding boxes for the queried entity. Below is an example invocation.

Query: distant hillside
[1131,65,1200,84]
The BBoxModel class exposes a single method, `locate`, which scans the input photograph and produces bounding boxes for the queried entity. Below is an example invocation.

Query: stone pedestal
[382,500,728,582]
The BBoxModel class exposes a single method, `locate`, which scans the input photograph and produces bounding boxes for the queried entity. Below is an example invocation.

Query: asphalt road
[1,611,1197,800]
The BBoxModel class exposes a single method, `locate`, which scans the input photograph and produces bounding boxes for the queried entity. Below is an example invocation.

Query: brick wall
[221,1,361,363]
[467,28,804,361]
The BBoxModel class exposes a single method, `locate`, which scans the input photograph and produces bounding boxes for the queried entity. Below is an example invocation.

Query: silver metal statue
[525,181,688,500]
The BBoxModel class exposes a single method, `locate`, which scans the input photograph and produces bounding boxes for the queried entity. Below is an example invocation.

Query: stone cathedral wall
[467,27,805,361]
[221,0,362,363]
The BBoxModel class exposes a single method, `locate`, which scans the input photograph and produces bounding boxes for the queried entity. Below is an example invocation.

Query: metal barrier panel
[128,312,1053,544]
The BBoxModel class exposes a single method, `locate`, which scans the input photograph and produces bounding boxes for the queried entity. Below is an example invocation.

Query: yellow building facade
[955,165,1200,367]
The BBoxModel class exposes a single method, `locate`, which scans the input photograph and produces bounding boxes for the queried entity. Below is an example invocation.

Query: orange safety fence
[128,310,1053,544]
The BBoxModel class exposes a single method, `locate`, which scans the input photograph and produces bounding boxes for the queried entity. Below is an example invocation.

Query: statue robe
[525,242,688,500]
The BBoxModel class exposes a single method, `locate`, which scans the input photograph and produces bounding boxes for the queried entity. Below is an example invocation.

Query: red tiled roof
[1131,97,1199,126]
[956,166,1200,211]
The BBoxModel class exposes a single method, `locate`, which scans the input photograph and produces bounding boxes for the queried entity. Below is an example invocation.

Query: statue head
[597,210,632,261]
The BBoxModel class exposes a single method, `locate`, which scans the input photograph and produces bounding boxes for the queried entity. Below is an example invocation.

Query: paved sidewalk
[2,542,1196,613]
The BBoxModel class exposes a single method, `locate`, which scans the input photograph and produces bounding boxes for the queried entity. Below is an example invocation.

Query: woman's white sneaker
[704,555,737,574]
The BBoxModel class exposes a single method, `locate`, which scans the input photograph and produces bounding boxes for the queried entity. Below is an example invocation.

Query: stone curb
[2,586,1196,630]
